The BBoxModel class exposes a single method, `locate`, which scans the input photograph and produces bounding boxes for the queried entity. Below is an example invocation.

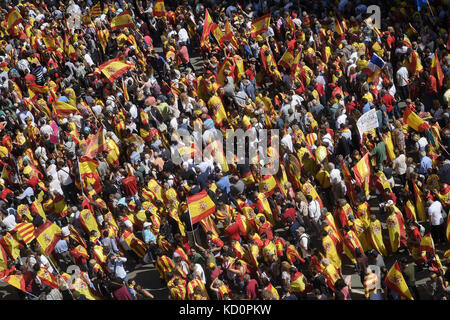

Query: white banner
[357,108,379,137]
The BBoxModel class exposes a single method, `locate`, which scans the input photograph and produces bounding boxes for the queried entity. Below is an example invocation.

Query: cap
[386,200,394,207]
[297,226,305,233]
[143,222,152,228]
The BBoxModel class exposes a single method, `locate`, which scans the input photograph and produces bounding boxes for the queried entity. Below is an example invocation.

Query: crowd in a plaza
[0,0,448,300]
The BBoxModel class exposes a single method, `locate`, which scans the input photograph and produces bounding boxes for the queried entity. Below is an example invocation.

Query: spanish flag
[53,100,79,117]
[122,230,147,258]
[2,272,26,292]
[13,222,35,245]
[385,261,414,300]
[201,9,213,49]
[251,13,271,37]
[187,190,216,225]
[34,221,62,255]
[216,58,234,86]
[84,126,106,159]
[78,208,100,235]
[278,49,295,70]
[431,52,444,88]
[90,2,102,18]
[211,23,225,47]
[37,267,58,289]
[352,153,371,187]
[6,8,23,32]
[259,175,277,197]
[403,105,430,132]
[0,232,21,260]
[412,180,426,221]
[419,233,435,254]
[224,20,239,48]
[27,83,48,94]
[42,35,56,51]
[79,156,102,193]
[153,0,166,17]
[110,11,135,30]
[98,58,133,82]
[0,244,8,270]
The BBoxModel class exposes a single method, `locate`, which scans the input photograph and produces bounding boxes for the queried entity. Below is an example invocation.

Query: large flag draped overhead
[98,58,133,82]
[187,190,216,225]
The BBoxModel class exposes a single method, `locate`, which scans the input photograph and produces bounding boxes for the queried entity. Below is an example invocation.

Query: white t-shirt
[2,215,16,231]
[39,255,54,274]
[393,154,407,175]
[193,263,206,284]
[57,167,73,186]
[330,168,342,185]
[396,67,409,86]
[308,200,321,223]
[428,201,443,226]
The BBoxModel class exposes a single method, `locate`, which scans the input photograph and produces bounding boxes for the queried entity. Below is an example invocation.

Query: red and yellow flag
[90,2,102,18]
[0,232,21,260]
[0,244,8,270]
[78,208,100,235]
[278,49,295,70]
[122,78,129,101]
[352,153,371,187]
[98,58,133,82]
[37,267,58,288]
[446,215,450,242]
[153,0,166,17]
[431,52,444,88]
[201,9,214,48]
[122,230,147,258]
[210,23,225,47]
[110,11,135,30]
[6,8,23,32]
[259,175,277,197]
[34,221,62,255]
[419,233,435,254]
[13,222,35,245]
[3,272,26,292]
[84,126,106,159]
[187,190,216,225]
[385,261,414,300]
[251,13,271,37]
[53,100,79,117]
[412,180,426,221]
[403,105,430,132]
[79,156,99,175]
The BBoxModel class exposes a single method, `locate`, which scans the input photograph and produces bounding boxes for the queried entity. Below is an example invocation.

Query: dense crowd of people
[0,0,448,300]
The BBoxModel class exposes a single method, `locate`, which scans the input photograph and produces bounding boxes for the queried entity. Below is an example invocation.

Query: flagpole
[44,253,75,300]
[188,209,198,247]
[77,155,85,197]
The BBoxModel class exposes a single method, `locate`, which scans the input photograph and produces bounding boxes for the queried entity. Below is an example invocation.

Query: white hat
[62,228,71,237]
[143,222,152,228]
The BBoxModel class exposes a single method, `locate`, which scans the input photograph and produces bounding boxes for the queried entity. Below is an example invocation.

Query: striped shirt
[31,65,44,85]
[364,273,378,298]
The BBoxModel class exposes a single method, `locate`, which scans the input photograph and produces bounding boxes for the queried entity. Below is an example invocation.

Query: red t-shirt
[0,188,13,200]
[245,279,259,299]
[381,94,395,112]
[122,175,138,196]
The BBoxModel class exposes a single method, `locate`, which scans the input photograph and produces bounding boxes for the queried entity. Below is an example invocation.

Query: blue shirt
[216,176,231,194]
[142,229,156,243]
[362,102,374,114]
[419,156,432,175]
